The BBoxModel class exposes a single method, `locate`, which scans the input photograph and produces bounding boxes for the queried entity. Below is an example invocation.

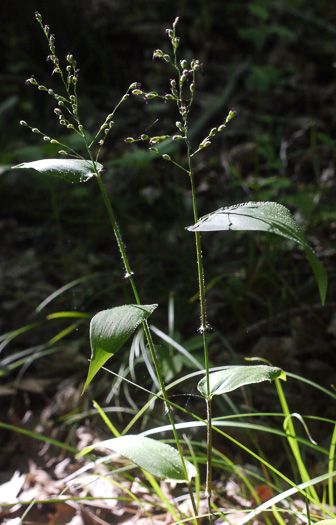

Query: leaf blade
[12,158,103,183]
[187,201,327,304]
[77,434,197,482]
[197,365,285,397]
[83,304,158,393]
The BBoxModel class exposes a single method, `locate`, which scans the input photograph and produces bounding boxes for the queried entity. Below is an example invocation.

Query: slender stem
[186,135,213,523]
[93,167,199,524]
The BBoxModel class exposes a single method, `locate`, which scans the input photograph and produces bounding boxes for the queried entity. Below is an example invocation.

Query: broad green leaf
[77,434,197,482]
[187,201,327,304]
[12,158,103,183]
[83,304,158,393]
[198,365,285,397]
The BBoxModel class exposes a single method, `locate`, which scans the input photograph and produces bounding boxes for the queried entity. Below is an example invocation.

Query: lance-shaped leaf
[12,158,103,183]
[187,201,327,304]
[198,365,285,397]
[77,434,197,483]
[83,304,158,393]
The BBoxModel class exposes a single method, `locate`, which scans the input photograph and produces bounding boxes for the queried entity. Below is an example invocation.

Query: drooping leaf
[187,201,327,304]
[197,365,285,397]
[12,158,103,183]
[83,304,158,393]
[77,434,197,483]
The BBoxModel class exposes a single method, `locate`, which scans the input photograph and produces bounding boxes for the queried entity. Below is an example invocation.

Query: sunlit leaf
[12,158,103,183]
[83,304,158,393]
[187,201,327,304]
[77,434,197,482]
[197,365,285,397]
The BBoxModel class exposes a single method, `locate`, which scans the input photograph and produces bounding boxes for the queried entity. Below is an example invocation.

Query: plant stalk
[94,167,199,523]
[186,137,213,524]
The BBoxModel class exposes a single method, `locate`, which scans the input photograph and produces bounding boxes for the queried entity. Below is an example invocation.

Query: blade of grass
[275,377,319,502]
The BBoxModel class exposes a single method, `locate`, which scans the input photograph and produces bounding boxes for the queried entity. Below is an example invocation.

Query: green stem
[186,136,213,524]
[93,165,199,524]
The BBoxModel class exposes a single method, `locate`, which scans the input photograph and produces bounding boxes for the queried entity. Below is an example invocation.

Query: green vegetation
[1,3,335,524]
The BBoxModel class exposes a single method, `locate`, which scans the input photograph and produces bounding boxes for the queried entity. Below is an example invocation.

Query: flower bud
[173,17,179,28]
[32,128,40,133]
[43,136,51,141]
[144,92,158,99]
[35,12,42,23]
[132,89,143,95]
[152,49,164,60]
[172,134,184,141]
[124,137,135,143]
[164,94,176,100]
[172,37,180,49]
[20,120,27,126]
[149,135,169,145]
[162,154,171,160]
[149,147,159,153]
[191,59,202,71]
[180,59,187,69]
[129,82,140,90]
[209,128,217,137]
[26,76,38,85]
[199,139,211,148]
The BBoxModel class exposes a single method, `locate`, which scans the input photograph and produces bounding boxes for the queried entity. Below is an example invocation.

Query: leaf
[77,434,197,483]
[12,158,103,183]
[187,201,327,304]
[83,304,158,393]
[197,365,285,397]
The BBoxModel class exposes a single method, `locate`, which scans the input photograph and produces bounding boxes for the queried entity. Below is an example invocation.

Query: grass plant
[5,10,334,525]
